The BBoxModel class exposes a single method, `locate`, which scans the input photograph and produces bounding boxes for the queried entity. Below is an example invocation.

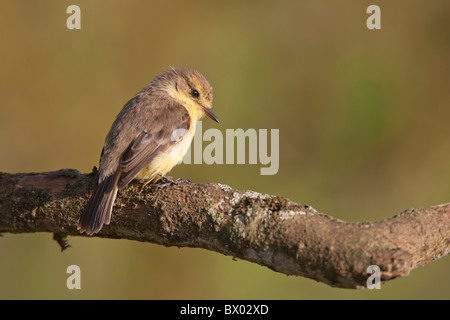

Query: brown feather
[78,171,119,235]
[117,101,190,189]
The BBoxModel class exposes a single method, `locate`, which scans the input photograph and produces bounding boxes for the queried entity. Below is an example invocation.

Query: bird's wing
[117,102,190,189]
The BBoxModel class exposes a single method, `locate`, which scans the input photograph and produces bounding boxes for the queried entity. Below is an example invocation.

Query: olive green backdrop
[0,1,449,299]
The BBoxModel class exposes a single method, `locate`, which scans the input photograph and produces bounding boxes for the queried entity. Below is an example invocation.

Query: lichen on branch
[0,169,448,289]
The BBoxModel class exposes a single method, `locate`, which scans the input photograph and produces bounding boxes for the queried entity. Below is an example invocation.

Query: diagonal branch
[0,169,448,289]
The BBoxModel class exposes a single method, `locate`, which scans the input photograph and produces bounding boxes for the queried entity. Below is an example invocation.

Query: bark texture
[0,169,448,289]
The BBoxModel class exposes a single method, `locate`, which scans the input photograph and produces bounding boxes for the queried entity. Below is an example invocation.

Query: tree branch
[0,169,448,289]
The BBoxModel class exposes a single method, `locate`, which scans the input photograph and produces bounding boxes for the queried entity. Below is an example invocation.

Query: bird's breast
[135,123,196,181]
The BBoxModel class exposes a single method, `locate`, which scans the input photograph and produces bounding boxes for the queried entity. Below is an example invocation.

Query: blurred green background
[0,0,449,299]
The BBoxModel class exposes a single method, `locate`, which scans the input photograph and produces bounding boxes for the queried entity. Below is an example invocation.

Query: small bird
[78,68,219,235]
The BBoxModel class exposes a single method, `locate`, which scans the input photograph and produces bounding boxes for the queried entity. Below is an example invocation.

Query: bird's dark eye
[191,88,199,99]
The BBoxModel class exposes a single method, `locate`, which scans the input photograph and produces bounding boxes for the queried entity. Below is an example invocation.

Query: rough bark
[0,169,448,289]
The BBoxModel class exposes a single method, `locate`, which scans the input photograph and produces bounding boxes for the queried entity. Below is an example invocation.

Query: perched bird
[78,68,219,235]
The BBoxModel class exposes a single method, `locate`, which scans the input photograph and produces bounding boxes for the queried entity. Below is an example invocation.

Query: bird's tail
[78,172,119,235]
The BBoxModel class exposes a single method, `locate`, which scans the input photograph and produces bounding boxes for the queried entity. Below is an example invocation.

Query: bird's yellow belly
[135,125,195,181]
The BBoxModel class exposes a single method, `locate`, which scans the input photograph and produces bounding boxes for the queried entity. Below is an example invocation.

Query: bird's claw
[155,176,191,190]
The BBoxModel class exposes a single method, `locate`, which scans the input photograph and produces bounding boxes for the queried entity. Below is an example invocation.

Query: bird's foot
[155,176,191,190]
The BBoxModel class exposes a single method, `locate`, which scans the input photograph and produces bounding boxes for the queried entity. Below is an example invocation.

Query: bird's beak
[203,107,219,123]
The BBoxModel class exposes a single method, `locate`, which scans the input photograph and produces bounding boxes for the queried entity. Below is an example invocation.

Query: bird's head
[158,68,218,123]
